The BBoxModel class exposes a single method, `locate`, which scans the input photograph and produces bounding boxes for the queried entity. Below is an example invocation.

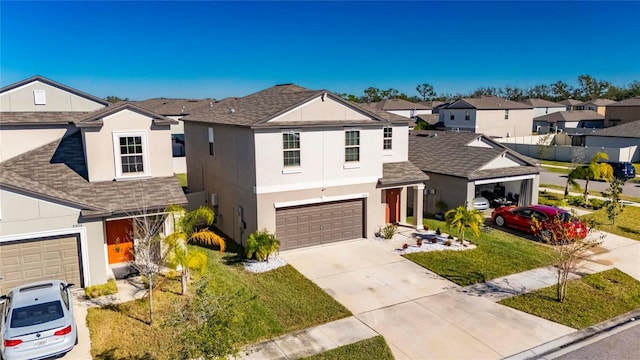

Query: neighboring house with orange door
[0,76,186,293]
[182,84,428,251]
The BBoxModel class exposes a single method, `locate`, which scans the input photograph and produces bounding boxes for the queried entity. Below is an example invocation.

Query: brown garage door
[0,235,82,294]
[276,199,364,250]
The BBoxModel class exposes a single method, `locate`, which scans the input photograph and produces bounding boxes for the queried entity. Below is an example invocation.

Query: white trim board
[474,174,535,185]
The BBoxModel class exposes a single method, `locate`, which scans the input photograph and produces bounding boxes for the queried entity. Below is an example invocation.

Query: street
[539,171,640,198]
[549,320,640,360]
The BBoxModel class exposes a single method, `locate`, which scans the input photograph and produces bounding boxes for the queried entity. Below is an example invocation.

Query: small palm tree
[564,166,583,197]
[576,152,613,202]
[444,205,484,245]
[165,205,226,295]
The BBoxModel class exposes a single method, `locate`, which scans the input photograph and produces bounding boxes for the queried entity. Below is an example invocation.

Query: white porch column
[414,184,425,230]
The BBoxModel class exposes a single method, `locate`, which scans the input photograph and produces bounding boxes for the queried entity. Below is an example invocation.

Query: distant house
[419,101,446,113]
[361,99,431,118]
[604,96,640,127]
[575,98,616,116]
[182,84,427,250]
[135,98,213,173]
[533,110,604,132]
[439,96,533,138]
[520,98,565,130]
[408,131,540,214]
[584,120,640,162]
[0,76,186,293]
[558,99,582,111]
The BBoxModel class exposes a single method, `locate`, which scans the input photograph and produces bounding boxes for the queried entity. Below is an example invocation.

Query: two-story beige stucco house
[182,84,428,250]
[604,96,640,127]
[440,96,533,138]
[0,76,186,293]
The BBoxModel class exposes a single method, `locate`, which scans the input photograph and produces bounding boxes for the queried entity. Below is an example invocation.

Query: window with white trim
[504,109,509,119]
[119,136,144,174]
[383,127,392,150]
[345,130,360,162]
[113,132,149,178]
[465,111,470,120]
[208,128,214,156]
[282,132,300,167]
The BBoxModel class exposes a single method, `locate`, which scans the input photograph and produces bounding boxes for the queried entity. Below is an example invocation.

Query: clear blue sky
[2,1,639,100]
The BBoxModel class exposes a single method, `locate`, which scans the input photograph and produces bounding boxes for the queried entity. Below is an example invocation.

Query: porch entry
[385,188,400,223]
[106,219,134,264]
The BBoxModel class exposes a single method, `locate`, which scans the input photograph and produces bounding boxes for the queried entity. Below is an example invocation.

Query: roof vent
[209,102,214,107]
[229,108,235,114]
[432,133,437,137]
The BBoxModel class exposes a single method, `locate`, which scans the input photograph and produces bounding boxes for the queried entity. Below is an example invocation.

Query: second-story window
[450,113,455,121]
[504,109,509,119]
[119,136,144,174]
[383,127,392,150]
[345,130,360,162]
[283,132,300,167]
[208,128,214,156]
[465,111,470,121]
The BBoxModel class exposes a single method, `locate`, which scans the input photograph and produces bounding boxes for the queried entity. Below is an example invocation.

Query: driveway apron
[280,238,574,359]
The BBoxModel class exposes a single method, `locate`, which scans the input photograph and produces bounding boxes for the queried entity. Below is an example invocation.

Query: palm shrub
[381,223,398,240]
[245,229,280,261]
[444,205,484,245]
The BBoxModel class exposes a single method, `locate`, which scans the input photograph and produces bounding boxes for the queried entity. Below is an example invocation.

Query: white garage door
[0,235,82,294]
[276,199,364,250]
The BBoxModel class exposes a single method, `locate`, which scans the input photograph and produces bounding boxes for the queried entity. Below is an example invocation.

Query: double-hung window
[116,133,147,177]
[208,128,214,156]
[383,127,392,150]
[283,132,300,167]
[345,130,360,162]
[450,113,455,121]
[465,111,470,121]
[504,109,509,119]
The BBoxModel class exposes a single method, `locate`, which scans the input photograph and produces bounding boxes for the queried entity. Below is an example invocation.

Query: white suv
[1,280,77,360]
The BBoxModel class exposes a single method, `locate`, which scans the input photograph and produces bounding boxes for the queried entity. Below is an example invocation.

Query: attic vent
[33,90,46,105]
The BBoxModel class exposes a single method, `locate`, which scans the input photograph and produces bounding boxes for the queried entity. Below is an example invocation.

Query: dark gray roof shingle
[134,98,214,116]
[533,110,604,122]
[0,75,109,106]
[378,161,429,188]
[521,98,565,108]
[606,96,640,107]
[587,120,640,138]
[408,131,539,180]
[0,112,89,125]
[445,96,532,110]
[0,131,186,217]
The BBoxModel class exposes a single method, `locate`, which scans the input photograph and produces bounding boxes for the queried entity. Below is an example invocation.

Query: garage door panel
[276,199,364,250]
[0,235,82,294]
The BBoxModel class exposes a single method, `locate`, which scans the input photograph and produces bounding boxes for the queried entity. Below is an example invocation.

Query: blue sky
[1,1,639,100]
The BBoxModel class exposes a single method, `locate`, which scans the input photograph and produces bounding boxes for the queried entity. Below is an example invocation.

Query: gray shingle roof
[367,99,430,111]
[134,98,214,116]
[587,120,640,138]
[183,84,406,127]
[445,96,532,110]
[533,110,604,122]
[0,131,187,218]
[0,75,110,106]
[606,96,640,107]
[416,114,440,125]
[577,99,617,107]
[378,161,429,188]
[558,99,582,106]
[521,98,565,108]
[0,112,89,125]
[408,131,539,180]
[76,103,178,128]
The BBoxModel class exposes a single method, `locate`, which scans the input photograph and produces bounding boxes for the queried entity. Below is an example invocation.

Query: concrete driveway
[280,238,574,359]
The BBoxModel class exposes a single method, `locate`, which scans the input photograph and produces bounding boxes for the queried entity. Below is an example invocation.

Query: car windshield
[557,212,571,223]
[10,301,64,328]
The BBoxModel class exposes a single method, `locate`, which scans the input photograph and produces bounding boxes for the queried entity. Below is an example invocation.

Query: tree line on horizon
[338,75,640,104]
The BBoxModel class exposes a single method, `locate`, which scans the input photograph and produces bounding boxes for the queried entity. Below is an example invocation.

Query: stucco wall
[605,106,640,127]
[532,106,564,119]
[442,109,477,132]
[475,109,533,138]
[82,109,173,182]
[272,96,370,122]
[0,80,105,112]
[387,109,432,118]
[422,173,469,214]
[0,126,74,162]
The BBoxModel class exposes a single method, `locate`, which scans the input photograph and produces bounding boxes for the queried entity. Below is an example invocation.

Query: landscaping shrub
[381,223,397,239]
[567,195,586,207]
[245,229,280,261]
[589,198,606,210]
[84,279,118,299]
[538,192,566,207]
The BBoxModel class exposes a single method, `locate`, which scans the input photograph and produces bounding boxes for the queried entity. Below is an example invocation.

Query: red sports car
[491,205,587,241]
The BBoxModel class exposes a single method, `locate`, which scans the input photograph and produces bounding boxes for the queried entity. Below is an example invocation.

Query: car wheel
[495,215,506,227]
[540,230,553,242]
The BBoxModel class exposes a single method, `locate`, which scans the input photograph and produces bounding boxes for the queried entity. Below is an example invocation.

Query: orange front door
[385,189,400,223]
[106,219,134,264]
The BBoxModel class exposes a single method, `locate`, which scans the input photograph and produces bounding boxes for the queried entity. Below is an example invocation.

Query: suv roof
[8,280,66,305]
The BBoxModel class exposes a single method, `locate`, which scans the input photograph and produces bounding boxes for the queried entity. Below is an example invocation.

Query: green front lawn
[88,244,351,359]
[581,205,640,241]
[542,166,571,174]
[499,269,640,329]
[175,173,187,187]
[302,336,394,360]
[404,218,556,286]
[540,183,640,204]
